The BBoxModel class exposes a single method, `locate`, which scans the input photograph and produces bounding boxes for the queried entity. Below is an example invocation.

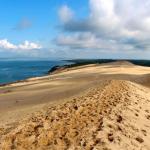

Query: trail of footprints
[0,80,150,150]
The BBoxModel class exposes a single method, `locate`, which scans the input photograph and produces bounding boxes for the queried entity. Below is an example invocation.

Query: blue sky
[0,0,79,43]
[0,0,150,59]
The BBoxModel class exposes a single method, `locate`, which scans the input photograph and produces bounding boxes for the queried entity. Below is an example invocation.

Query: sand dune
[0,61,150,149]
[0,80,150,150]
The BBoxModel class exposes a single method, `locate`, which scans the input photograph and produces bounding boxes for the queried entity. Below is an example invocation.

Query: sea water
[0,60,71,84]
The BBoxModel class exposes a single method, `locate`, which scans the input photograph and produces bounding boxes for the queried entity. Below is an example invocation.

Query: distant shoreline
[0,59,150,87]
[0,59,115,87]
[0,60,72,87]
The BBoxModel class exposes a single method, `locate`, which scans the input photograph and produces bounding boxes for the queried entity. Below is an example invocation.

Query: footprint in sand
[117,115,123,123]
[108,133,114,142]
[146,115,150,120]
[135,136,144,143]
[145,110,149,113]
[141,129,147,136]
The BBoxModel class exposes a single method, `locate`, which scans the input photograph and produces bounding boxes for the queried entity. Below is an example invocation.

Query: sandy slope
[0,80,150,150]
[0,61,150,126]
[0,61,150,149]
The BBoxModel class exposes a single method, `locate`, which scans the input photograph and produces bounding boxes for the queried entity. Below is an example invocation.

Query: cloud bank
[2,0,150,59]
[55,0,150,59]
[0,39,41,50]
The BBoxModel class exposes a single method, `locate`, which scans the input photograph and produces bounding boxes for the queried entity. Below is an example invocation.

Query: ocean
[0,60,72,84]
[0,59,150,85]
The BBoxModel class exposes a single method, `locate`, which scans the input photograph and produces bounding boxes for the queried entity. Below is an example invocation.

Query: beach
[0,61,150,149]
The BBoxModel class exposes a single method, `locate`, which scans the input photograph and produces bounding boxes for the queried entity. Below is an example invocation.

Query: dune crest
[103,60,135,66]
[0,80,150,150]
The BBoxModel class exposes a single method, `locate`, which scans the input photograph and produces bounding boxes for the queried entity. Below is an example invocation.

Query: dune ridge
[0,80,150,150]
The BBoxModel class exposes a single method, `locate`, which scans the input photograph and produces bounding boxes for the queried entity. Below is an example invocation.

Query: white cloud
[58,5,74,23]
[56,0,150,58]
[0,39,41,50]
[56,32,135,51]
[0,39,17,49]
[18,41,41,50]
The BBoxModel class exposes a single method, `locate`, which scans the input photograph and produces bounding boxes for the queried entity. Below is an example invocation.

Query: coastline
[1,59,150,87]
[0,60,114,87]
[0,61,150,149]
[0,60,74,87]
[0,60,94,87]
